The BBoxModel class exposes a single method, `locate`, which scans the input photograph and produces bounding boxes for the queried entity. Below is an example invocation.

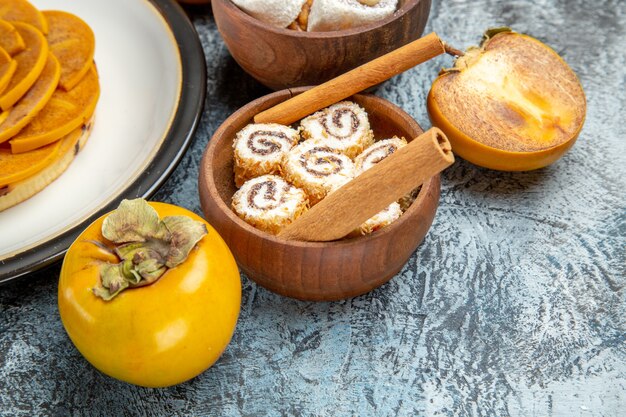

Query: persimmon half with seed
[427,28,586,171]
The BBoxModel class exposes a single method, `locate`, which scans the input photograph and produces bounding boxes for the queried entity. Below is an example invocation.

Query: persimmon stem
[92,199,207,301]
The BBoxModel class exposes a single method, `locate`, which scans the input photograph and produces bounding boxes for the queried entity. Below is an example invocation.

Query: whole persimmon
[58,199,241,387]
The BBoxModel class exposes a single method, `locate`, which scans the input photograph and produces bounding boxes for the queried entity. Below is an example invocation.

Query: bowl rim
[216,0,424,38]
[201,86,439,248]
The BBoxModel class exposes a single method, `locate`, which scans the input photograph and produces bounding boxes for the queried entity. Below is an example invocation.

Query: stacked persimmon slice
[0,0,99,211]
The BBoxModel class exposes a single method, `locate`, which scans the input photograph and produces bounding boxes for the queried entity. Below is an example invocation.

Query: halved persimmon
[0,53,60,143]
[427,28,586,171]
[0,21,48,111]
[0,0,48,34]
[11,64,100,153]
[43,11,95,91]
[0,19,24,55]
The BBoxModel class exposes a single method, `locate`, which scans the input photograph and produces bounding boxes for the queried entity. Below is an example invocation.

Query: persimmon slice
[0,119,93,211]
[427,29,586,170]
[0,22,48,111]
[43,11,95,91]
[0,19,25,55]
[0,132,63,185]
[0,0,48,34]
[11,64,100,153]
[0,47,17,95]
[0,53,60,143]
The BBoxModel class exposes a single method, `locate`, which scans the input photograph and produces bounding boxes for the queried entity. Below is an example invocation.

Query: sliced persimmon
[43,11,95,91]
[11,64,100,153]
[0,53,60,143]
[0,47,17,95]
[0,22,48,111]
[0,19,25,55]
[0,133,63,185]
[0,0,48,34]
[0,119,93,211]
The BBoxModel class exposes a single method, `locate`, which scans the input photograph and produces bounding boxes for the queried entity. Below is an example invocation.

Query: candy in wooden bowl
[212,0,432,90]
[199,87,441,301]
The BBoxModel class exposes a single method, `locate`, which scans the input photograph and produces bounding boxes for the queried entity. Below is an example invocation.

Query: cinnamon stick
[254,32,446,125]
[278,128,454,242]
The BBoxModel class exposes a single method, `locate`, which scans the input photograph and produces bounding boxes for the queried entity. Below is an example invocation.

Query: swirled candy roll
[354,136,407,175]
[231,174,309,235]
[354,137,413,220]
[307,0,398,32]
[233,123,299,187]
[300,101,374,159]
[282,140,355,205]
[231,0,309,28]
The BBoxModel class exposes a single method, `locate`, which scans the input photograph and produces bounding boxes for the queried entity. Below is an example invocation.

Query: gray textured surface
[1,0,625,416]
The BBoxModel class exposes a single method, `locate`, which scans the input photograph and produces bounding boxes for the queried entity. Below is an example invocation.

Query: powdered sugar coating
[232,174,308,234]
[300,101,374,159]
[233,123,299,187]
[307,0,398,31]
[355,136,407,175]
[357,201,403,235]
[282,140,355,205]
[231,0,309,28]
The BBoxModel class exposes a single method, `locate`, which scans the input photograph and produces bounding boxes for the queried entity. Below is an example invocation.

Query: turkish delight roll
[355,137,415,212]
[231,0,309,28]
[233,123,299,187]
[354,136,407,175]
[282,140,355,205]
[307,0,399,32]
[300,101,374,159]
[356,202,403,236]
[231,174,309,235]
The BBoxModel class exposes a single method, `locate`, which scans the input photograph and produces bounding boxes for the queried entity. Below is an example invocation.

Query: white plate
[0,0,206,282]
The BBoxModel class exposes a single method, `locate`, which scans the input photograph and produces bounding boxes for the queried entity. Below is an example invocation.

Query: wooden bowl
[198,88,440,301]
[212,0,432,90]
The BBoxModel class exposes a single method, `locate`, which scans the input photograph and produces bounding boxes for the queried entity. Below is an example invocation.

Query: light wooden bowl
[212,0,432,90]
[198,88,440,300]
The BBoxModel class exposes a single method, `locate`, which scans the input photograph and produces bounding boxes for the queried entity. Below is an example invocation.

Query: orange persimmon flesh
[0,0,48,34]
[0,53,60,143]
[0,22,48,111]
[427,29,586,171]
[44,11,95,91]
[0,19,24,55]
[0,47,17,95]
[0,121,92,211]
[11,64,100,153]
[0,133,63,185]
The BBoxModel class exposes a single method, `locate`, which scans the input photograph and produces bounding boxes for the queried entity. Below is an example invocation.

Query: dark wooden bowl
[212,0,432,90]
[198,87,440,301]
